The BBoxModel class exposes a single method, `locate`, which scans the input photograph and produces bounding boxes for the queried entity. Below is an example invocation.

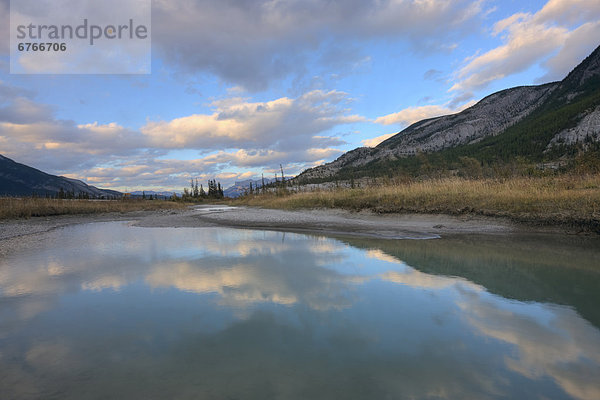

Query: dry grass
[234,175,600,230]
[0,198,186,220]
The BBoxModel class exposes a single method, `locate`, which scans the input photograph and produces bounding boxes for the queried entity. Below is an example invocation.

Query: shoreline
[231,175,600,234]
[1,205,592,257]
[182,205,519,239]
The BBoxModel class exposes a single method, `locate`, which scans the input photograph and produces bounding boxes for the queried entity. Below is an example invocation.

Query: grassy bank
[0,198,186,220]
[233,174,600,231]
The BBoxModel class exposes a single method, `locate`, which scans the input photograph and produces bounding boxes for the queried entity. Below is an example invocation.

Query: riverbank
[232,175,600,233]
[3,175,598,234]
[2,203,591,259]
[181,206,517,239]
[0,198,185,220]
[0,208,195,257]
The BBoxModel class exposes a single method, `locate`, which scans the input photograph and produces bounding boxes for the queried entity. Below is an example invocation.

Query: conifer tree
[207,179,214,198]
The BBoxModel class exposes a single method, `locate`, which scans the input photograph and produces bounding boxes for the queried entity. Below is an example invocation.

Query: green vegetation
[0,198,185,220]
[447,82,600,164]
[180,178,224,201]
[297,145,600,186]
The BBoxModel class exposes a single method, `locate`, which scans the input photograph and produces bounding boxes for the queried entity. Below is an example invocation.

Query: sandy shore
[176,205,519,239]
[0,205,528,254]
[4,204,590,257]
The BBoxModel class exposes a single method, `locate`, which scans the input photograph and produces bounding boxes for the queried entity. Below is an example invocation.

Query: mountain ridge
[298,44,600,182]
[0,154,121,198]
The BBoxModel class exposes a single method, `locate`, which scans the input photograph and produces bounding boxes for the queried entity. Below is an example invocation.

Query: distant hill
[0,154,121,198]
[130,190,177,200]
[224,178,279,198]
[298,44,600,182]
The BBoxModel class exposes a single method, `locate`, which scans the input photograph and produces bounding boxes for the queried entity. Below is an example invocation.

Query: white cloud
[537,21,600,82]
[382,270,477,291]
[0,118,148,173]
[141,90,362,151]
[201,148,343,169]
[0,81,356,190]
[375,104,457,126]
[451,0,600,93]
[535,0,600,25]
[152,0,487,90]
[65,145,345,191]
[361,133,395,148]
[0,97,55,124]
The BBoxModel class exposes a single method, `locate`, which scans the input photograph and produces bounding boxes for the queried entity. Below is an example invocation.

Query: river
[1,221,599,399]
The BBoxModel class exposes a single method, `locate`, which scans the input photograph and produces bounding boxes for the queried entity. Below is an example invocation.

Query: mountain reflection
[341,234,600,328]
[0,222,599,399]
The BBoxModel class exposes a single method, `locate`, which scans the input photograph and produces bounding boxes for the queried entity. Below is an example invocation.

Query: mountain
[0,154,121,198]
[224,178,279,198]
[130,190,177,199]
[298,44,600,182]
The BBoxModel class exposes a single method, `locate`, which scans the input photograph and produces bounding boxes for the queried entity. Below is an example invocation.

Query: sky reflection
[0,222,598,399]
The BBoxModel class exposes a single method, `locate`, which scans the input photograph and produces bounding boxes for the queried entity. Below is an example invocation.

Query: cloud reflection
[0,222,599,399]
[458,291,600,400]
[145,255,362,311]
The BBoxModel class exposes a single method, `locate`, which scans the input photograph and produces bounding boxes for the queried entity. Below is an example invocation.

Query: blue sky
[1,0,599,191]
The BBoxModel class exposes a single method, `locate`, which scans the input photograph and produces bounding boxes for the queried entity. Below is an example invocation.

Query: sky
[1,0,599,192]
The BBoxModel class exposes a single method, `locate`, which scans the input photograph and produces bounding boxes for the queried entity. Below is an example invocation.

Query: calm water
[1,222,599,400]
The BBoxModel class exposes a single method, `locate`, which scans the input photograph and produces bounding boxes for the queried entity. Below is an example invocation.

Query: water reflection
[458,290,600,400]
[0,222,599,399]
[340,234,600,328]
